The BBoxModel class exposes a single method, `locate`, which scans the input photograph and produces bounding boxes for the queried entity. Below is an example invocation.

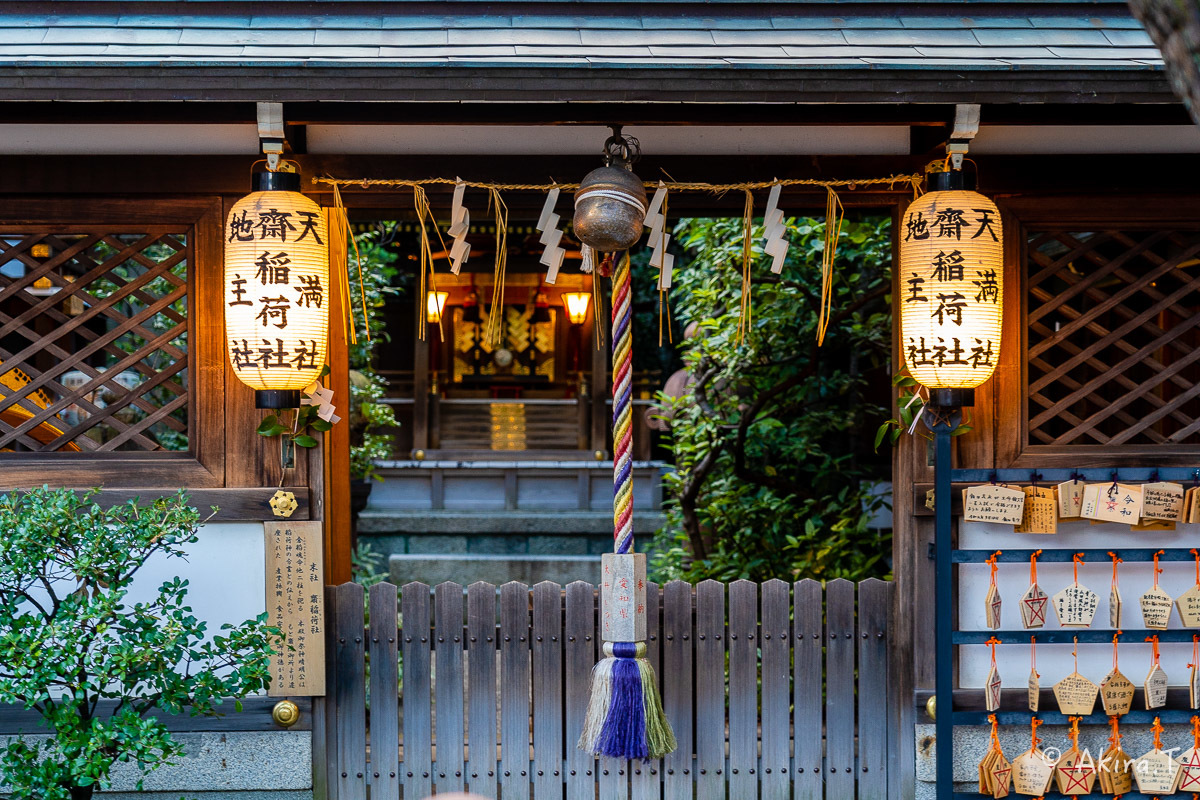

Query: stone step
[389,553,603,587]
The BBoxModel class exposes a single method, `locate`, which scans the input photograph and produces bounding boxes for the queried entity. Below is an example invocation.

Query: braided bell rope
[611,253,634,555]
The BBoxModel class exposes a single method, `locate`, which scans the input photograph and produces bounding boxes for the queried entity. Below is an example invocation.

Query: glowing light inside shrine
[224,170,329,408]
[426,291,449,324]
[899,170,1003,390]
[563,292,591,325]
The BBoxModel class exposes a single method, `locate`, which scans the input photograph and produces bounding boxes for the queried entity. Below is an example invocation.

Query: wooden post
[322,207,352,585]
[413,284,430,453]
[590,275,608,457]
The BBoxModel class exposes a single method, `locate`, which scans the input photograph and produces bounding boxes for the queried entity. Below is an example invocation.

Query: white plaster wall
[122,522,266,634]
[958,519,1200,688]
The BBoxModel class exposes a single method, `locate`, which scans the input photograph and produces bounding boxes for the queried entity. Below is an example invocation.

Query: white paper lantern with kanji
[899,170,1003,391]
[224,170,329,408]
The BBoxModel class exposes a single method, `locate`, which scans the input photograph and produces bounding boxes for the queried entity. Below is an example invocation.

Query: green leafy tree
[651,215,893,583]
[0,488,281,800]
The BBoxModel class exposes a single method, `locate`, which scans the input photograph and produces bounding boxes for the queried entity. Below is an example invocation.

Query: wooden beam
[0,697,312,734]
[0,487,311,521]
[0,65,1176,105]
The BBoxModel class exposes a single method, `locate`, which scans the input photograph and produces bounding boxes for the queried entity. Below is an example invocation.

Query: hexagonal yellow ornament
[270,490,298,518]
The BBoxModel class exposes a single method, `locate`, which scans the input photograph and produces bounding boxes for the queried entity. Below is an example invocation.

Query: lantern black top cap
[927,169,975,192]
[252,169,302,193]
[604,124,641,170]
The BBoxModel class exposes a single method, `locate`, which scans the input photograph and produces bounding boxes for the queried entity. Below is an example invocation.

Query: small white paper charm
[302,382,341,425]
[535,187,567,284]
[762,182,790,274]
[448,179,471,275]
[643,182,674,290]
[580,244,595,275]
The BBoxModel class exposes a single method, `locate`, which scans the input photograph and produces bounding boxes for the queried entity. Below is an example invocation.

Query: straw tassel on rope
[578,252,676,761]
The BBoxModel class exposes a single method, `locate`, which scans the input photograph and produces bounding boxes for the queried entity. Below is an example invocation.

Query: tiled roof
[0,7,1163,69]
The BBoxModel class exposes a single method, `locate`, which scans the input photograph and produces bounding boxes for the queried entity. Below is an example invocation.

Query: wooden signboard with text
[265,521,326,697]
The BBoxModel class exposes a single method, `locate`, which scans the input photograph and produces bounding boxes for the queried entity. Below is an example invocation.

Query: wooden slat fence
[318,577,893,800]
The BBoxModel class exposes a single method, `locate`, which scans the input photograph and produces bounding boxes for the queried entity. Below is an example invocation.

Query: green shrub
[0,488,281,800]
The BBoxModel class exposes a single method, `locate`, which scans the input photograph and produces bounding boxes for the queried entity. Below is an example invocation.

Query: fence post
[694,580,725,800]
[532,582,564,798]
[401,582,433,800]
[632,581,663,800]
[793,578,824,800]
[728,580,758,799]
[826,579,856,799]
[760,579,790,800]
[333,582,367,800]
[368,582,400,799]
[467,582,499,798]
[435,582,466,793]
[500,582,532,800]
[660,580,693,800]
[857,578,892,799]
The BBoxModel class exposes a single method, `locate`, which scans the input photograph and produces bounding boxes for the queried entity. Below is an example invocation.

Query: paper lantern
[563,292,590,325]
[426,291,449,324]
[224,170,329,409]
[899,170,1003,396]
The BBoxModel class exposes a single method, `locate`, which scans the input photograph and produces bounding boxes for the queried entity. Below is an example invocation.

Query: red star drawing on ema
[1060,763,1094,794]
[1179,749,1200,791]
[1023,593,1047,626]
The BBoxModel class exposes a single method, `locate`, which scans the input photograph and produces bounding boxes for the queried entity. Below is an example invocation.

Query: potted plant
[0,487,281,800]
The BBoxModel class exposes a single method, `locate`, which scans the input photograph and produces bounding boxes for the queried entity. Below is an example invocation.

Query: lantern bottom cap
[256,389,302,409]
[925,387,975,409]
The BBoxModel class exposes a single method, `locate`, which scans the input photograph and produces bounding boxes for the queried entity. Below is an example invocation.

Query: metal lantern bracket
[933,458,1200,799]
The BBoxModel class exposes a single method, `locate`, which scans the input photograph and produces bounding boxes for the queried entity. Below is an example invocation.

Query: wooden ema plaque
[985,584,1003,630]
[1133,748,1181,794]
[1143,481,1185,521]
[1054,748,1096,796]
[1176,584,1200,627]
[1140,585,1174,629]
[1145,663,1169,709]
[1027,669,1039,712]
[1011,748,1054,796]
[1178,747,1200,793]
[1053,672,1099,716]
[1100,669,1134,717]
[1098,745,1133,795]
[1080,482,1143,524]
[985,665,1002,712]
[1192,661,1200,709]
[1132,518,1177,531]
[963,484,1026,525]
[978,747,1013,799]
[601,552,647,642]
[264,521,325,697]
[1015,486,1057,534]
[1188,486,1200,523]
[1056,480,1084,518]
[1052,582,1098,628]
[1109,584,1122,628]
[1021,584,1047,629]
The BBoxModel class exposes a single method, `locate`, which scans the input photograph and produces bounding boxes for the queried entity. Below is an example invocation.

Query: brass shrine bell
[573,127,647,253]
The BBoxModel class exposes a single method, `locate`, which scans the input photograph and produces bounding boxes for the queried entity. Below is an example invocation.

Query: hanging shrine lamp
[899,163,1003,409]
[573,125,647,253]
[562,291,590,325]
[530,288,552,324]
[224,165,329,409]
[426,290,449,324]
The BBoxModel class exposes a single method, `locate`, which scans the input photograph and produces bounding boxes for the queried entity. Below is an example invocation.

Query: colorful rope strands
[578,251,676,762]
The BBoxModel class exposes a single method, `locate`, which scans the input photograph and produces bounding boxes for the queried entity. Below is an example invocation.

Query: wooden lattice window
[1026,228,1200,448]
[0,228,190,453]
